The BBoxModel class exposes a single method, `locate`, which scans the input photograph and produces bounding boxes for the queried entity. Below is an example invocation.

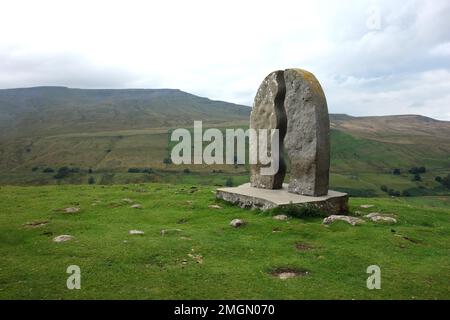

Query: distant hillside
[329,113,450,170]
[0,86,449,196]
[0,86,251,138]
[330,114,450,146]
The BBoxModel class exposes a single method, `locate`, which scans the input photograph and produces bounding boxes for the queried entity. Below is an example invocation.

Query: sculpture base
[216,183,348,214]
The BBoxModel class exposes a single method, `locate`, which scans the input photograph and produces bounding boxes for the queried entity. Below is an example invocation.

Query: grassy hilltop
[0,87,449,299]
[0,183,449,299]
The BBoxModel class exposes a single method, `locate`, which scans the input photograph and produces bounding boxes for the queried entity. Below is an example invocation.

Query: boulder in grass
[323,215,365,226]
[64,207,80,213]
[53,235,74,242]
[230,219,246,228]
[129,230,145,235]
[365,212,397,223]
[273,214,289,221]
[371,215,397,223]
[365,212,382,218]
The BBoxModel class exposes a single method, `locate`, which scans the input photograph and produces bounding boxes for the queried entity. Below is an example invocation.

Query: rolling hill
[0,86,250,139]
[0,86,449,196]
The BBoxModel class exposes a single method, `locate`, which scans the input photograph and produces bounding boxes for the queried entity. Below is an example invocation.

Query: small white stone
[323,215,365,226]
[130,204,142,209]
[365,212,381,218]
[53,235,74,242]
[64,207,80,213]
[371,216,397,223]
[278,272,298,280]
[129,230,144,235]
[230,219,245,228]
[273,214,289,221]
[364,212,397,223]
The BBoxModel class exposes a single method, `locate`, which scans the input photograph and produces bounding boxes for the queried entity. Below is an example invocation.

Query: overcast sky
[1,0,449,119]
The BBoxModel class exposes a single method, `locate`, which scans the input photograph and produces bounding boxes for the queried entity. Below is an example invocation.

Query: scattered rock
[208,204,222,209]
[53,235,74,242]
[122,198,134,203]
[365,212,397,223]
[129,230,145,235]
[130,204,142,209]
[270,267,309,280]
[365,212,381,218]
[273,214,289,221]
[322,215,365,226]
[179,236,192,241]
[272,228,282,233]
[64,207,80,213]
[371,216,397,223]
[365,212,396,218]
[278,272,297,280]
[188,253,203,264]
[230,219,246,228]
[295,242,313,251]
[160,228,182,236]
[360,204,374,209]
[24,220,49,228]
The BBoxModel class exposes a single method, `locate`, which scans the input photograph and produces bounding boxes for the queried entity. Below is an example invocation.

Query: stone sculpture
[284,69,330,196]
[249,68,330,196]
[249,70,287,189]
[217,68,348,214]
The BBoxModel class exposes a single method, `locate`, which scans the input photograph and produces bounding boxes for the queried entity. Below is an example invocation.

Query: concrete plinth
[216,183,348,214]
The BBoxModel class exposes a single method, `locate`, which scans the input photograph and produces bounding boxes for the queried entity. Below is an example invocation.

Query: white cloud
[326,69,450,120]
[430,42,450,56]
[0,0,449,120]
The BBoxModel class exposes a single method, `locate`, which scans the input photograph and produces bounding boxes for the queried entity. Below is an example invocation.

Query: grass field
[1,183,449,299]
[2,127,449,199]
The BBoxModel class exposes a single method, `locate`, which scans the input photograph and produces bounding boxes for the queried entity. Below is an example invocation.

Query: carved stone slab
[284,68,330,196]
[249,70,287,189]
